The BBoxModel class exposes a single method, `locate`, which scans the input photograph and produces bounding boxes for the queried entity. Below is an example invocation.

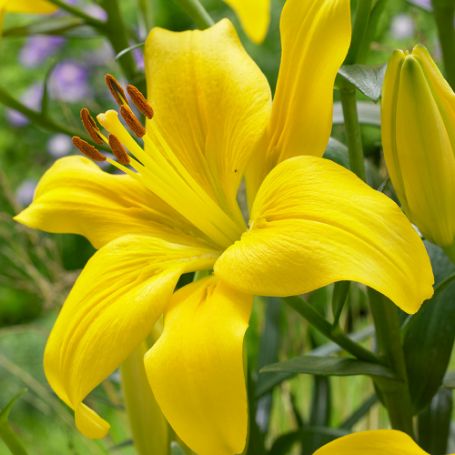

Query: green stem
[339,80,366,180]
[46,0,106,29]
[177,0,214,28]
[0,86,95,143]
[138,0,155,32]
[100,0,137,81]
[432,0,455,90]
[120,342,169,455]
[284,296,380,364]
[346,0,374,64]
[368,290,415,437]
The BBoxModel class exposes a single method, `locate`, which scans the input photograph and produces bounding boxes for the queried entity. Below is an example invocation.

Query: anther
[126,84,154,119]
[108,134,130,165]
[80,108,104,145]
[105,74,127,106]
[120,105,146,138]
[72,136,106,162]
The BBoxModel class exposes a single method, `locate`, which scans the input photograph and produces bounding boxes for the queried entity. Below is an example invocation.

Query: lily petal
[145,277,252,455]
[45,234,217,439]
[216,156,434,314]
[313,430,441,455]
[2,0,57,13]
[269,0,351,162]
[223,0,270,44]
[15,156,208,249]
[144,19,271,218]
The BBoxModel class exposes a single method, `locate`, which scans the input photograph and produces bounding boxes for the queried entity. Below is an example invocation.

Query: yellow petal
[144,19,271,219]
[2,0,57,13]
[145,277,252,455]
[215,156,434,314]
[44,234,217,438]
[269,0,351,162]
[314,430,433,455]
[15,156,208,249]
[223,0,270,43]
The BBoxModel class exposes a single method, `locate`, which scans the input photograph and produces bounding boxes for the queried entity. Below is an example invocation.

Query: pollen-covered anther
[120,105,146,138]
[80,108,104,145]
[126,84,154,119]
[108,134,130,165]
[72,136,106,162]
[105,73,128,106]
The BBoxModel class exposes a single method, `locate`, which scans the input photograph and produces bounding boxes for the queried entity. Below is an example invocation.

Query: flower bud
[382,45,455,254]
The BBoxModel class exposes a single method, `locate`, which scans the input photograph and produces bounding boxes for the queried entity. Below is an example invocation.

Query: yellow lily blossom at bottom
[314,430,455,455]
[14,8,434,455]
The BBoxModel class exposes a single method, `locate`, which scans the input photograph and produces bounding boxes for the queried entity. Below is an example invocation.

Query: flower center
[72,74,245,250]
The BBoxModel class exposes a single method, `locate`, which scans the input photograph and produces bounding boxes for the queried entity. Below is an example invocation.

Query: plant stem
[368,290,415,437]
[346,0,373,64]
[139,0,155,32]
[46,0,106,29]
[339,80,366,180]
[120,342,169,455]
[432,0,455,90]
[0,86,94,142]
[284,296,380,364]
[178,0,214,28]
[0,425,28,455]
[100,0,137,81]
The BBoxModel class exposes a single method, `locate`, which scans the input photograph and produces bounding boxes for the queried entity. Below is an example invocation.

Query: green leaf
[331,281,350,326]
[338,64,386,102]
[0,389,29,455]
[261,356,396,379]
[324,138,349,168]
[417,388,453,455]
[403,242,455,413]
[443,371,455,389]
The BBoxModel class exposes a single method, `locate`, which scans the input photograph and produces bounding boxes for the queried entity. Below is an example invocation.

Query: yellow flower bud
[382,45,455,255]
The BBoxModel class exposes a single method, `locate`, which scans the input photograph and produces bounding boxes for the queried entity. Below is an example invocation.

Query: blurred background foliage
[0,0,452,454]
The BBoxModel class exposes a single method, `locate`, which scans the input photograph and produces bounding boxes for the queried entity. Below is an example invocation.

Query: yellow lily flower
[314,430,455,455]
[223,0,270,43]
[15,1,434,454]
[382,45,455,255]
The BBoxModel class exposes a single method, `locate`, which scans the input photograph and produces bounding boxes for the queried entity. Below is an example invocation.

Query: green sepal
[403,241,455,413]
[261,355,397,379]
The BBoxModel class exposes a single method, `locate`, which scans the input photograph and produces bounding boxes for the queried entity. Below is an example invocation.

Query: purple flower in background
[133,47,145,71]
[50,60,91,102]
[20,35,65,68]
[16,179,37,206]
[6,84,43,127]
[391,14,415,39]
[47,134,73,158]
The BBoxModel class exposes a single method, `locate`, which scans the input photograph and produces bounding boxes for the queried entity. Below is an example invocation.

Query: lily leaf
[403,242,455,413]
[261,355,396,379]
[338,64,386,102]
[2,16,85,37]
[324,138,349,168]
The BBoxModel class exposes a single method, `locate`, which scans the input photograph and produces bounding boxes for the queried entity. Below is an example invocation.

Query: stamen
[120,105,146,138]
[126,84,154,119]
[105,74,127,106]
[72,136,106,162]
[108,134,130,165]
[80,108,105,145]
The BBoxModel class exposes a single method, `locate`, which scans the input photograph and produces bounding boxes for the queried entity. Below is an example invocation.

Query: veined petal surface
[144,19,271,217]
[2,0,57,13]
[15,156,208,249]
[146,277,252,455]
[269,0,351,162]
[313,430,450,455]
[45,234,217,439]
[216,156,434,314]
[223,0,270,43]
